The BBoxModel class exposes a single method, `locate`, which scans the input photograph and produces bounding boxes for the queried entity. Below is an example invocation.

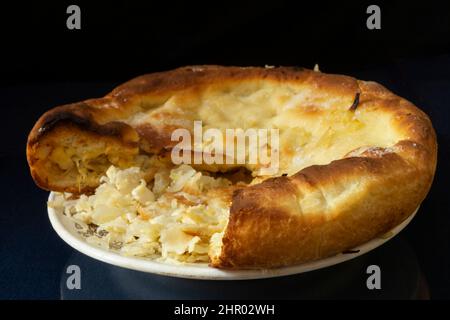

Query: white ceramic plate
[48,192,418,280]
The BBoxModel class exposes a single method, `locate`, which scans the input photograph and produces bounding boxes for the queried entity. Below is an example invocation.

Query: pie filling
[49,162,243,263]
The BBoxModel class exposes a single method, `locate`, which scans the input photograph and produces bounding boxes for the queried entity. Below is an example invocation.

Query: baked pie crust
[27,66,437,268]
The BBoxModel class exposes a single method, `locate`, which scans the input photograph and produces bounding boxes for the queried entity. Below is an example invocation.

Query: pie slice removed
[27,66,437,268]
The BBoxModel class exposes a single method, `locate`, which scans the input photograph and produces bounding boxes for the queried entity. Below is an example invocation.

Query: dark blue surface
[60,237,421,300]
[0,83,116,299]
[0,57,449,299]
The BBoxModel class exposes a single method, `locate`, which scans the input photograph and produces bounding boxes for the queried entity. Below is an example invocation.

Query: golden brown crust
[210,73,437,268]
[213,150,434,268]
[27,65,362,193]
[26,102,140,193]
[26,65,437,268]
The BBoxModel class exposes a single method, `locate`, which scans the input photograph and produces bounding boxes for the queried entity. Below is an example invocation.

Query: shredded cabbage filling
[48,164,232,264]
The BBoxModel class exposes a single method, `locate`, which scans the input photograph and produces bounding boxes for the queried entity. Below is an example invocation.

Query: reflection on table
[60,236,428,299]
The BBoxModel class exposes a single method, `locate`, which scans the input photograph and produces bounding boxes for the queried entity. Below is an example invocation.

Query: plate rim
[48,192,419,280]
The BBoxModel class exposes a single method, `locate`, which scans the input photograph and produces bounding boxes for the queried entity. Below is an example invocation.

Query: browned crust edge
[26,102,139,193]
[210,71,437,268]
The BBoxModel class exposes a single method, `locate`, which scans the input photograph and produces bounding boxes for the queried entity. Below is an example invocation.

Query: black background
[1,0,450,299]
[1,1,450,84]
